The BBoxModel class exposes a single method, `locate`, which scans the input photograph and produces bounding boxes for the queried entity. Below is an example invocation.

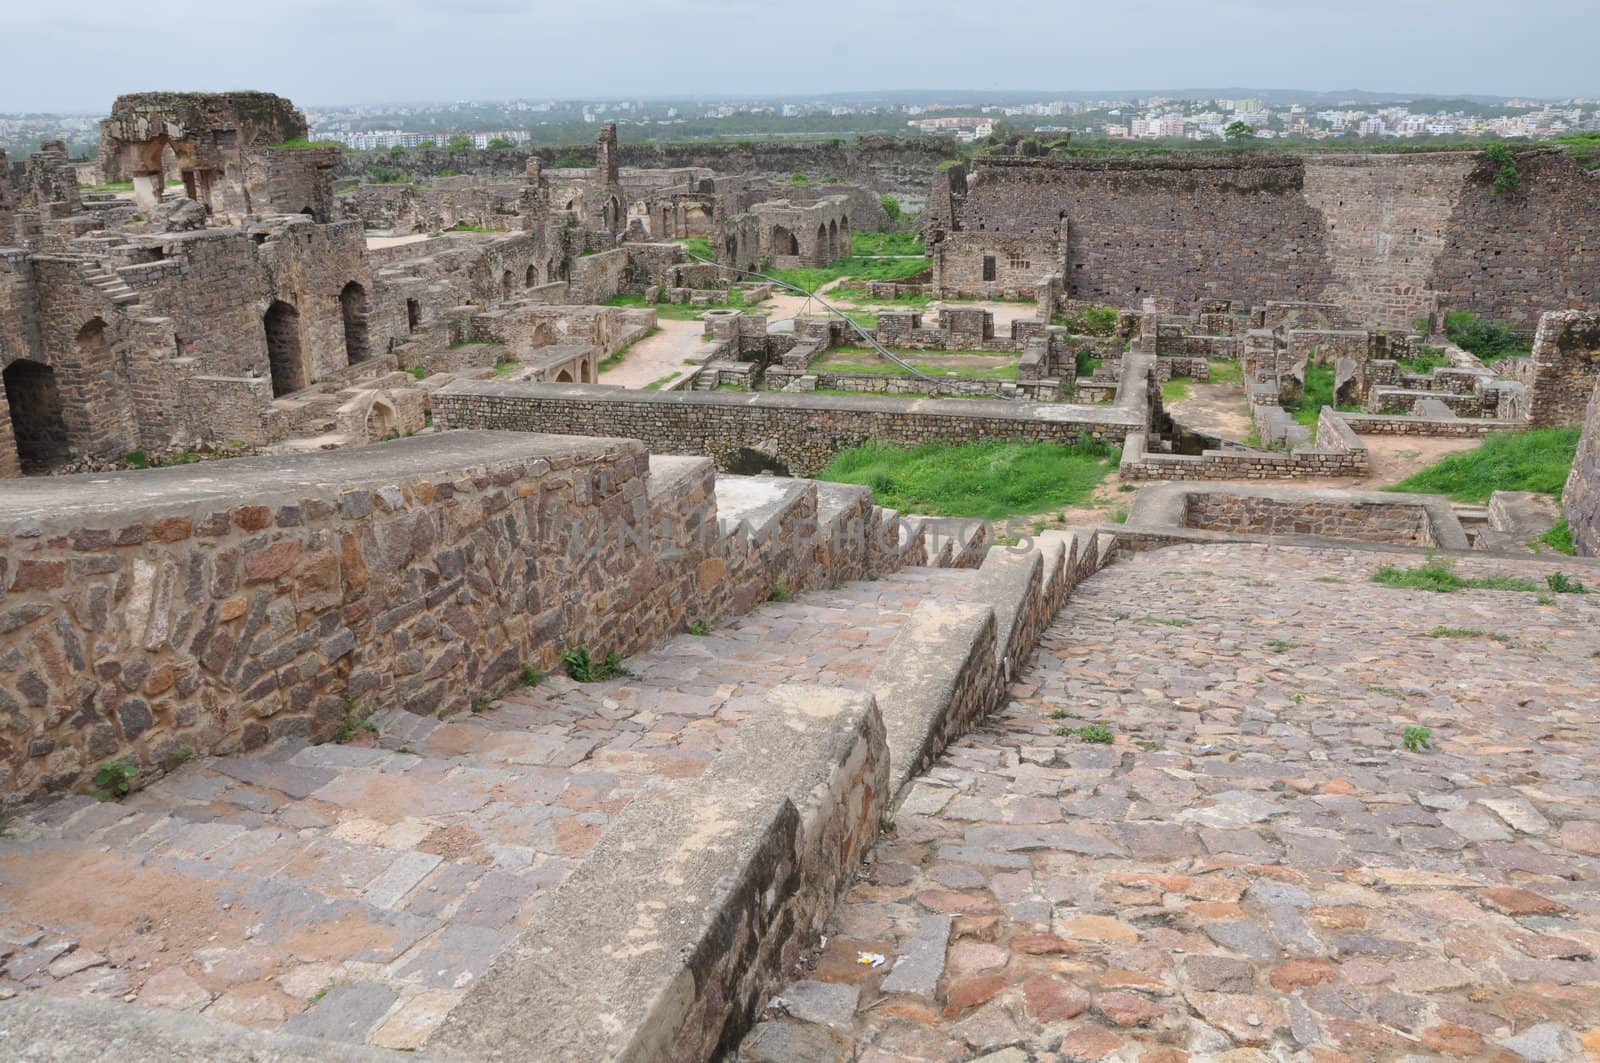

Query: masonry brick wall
[434,380,1147,477]
[0,434,725,802]
[1566,375,1600,557]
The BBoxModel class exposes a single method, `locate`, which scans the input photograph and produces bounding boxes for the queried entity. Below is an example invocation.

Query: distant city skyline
[3,0,1597,113]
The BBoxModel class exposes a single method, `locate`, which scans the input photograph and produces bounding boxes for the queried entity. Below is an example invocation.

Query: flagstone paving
[0,565,975,1048]
[742,542,1600,1063]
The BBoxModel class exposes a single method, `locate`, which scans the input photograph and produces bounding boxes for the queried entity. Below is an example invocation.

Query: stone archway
[264,300,306,396]
[555,369,574,383]
[771,226,798,256]
[2,360,71,472]
[525,264,538,288]
[365,399,398,441]
[500,271,514,303]
[340,282,371,365]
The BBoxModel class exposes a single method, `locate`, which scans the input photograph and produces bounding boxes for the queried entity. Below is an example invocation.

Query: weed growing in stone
[1425,626,1511,644]
[91,759,139,800]
[1061,723,1114,744]
[1313,576,1347,584]
[1546,572,1587,594]
[1371,557,1540,594]
[470,693,495,713]
[768,583,793,603]
[1267,639,1295,652]
[1402,726,1433,753]
[560,646,631,682]
[1137,616,1192,627]
[518,664,542,687]
[1370,686,1406,698]
[687,619,715,636]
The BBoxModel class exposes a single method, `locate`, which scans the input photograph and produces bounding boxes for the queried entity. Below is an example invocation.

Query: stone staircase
[81,262,143,309]
[0,443,1118,1059]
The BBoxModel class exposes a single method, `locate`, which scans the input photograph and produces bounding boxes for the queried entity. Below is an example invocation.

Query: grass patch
[1205,359,1243,386]
[1535,519,1575,555]
[1397,345,1451,375]
[1384,427,1579,503]
[1059,722,1114,744]
[1160,377,1191,404]
[767,254,928,292]
[1283,363,1360,429]
[603,293,714,322]
[1424,626,1511,643]
[1053,305,1119,336]
[818,439,1119,521]
[1370,557,1539,594]
[1075,346,1103,378]
[1441,310,1530,361]
[673,235,715,260]
[848,232,925,256]
[1137,616,1192,627]
[447,223,508,233]
[643,371,681,390]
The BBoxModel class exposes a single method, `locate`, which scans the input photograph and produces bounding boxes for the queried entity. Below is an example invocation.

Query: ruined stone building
[928,151,1600,328]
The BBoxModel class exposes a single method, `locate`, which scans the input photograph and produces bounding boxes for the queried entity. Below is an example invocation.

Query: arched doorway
[602,196,622,232]
[365,400,397,441]
[3,360,71,472]
[263,300,306,396]
[500,271,514,302]
[555,369,574,383]
[525,264,538,288]
[406,298,421,333]
[340,282,371,365]
[771,226,798,256]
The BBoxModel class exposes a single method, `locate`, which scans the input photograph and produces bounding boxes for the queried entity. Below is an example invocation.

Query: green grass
[1397,345,1451,375]
[1441,310,1531,362]
[674,235,714,260]
[1536,519,1576,555]
[1205,359,1243,386]
[767,254,928,292]
[603,293,710,322]
[1283,363,1360,429]
[1384,427,1579,503]
[1053,305,1119,336]
[848,232,925,256]
[1402,726,1433,753]
[818,440,1119,521]
[643,371,681,390]
[448,223,509,233]
[1370,557,1540,594]
[1424,626,1511,643]
[1160,377,1191,404]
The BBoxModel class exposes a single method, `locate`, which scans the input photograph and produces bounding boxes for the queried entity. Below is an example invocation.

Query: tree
[487,137,513,150]
[1224,121,1255,144]
[447,137,473,150]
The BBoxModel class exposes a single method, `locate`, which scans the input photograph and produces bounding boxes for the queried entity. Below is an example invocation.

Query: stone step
[0,564,983,1051]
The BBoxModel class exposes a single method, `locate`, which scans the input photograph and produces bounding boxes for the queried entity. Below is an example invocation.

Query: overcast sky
[5,0,1596,112]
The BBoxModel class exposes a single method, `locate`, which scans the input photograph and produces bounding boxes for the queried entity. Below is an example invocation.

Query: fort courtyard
[0,85,1597,1062]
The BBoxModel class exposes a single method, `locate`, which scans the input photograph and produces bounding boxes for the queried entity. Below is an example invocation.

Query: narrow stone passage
[741,542,1600,1062]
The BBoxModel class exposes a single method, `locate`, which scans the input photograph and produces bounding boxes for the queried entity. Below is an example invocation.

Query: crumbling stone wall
[945,150,1600,329]
[1565,375,1600,556]
[1526,309,1600,427]
[1183,492,1436,545]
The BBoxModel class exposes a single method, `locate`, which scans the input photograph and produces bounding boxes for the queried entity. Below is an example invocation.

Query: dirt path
[597,319,714,389]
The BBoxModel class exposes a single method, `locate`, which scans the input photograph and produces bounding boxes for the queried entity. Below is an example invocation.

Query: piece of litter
[856,951,886,968]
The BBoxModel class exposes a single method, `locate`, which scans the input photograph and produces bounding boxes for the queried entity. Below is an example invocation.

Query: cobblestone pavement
[743,543,1600,1063]
[0,566,974,1048]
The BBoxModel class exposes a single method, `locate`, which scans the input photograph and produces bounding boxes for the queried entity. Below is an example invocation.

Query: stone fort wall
[0,433,725,801]
[1567,375,1600,557]
[945,149,1600,330]
[432,378,1150,477]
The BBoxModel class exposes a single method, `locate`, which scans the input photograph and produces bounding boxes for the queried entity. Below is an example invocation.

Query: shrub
[879,194,901,222]
[1402,726,1433,753]
[1546,572,1587,594]
[1484,143,1519,196]
[1442,310,1530,361]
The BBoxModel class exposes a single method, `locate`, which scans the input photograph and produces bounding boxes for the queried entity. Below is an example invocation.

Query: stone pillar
[596,123,620,186]
[132,172,164,211]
